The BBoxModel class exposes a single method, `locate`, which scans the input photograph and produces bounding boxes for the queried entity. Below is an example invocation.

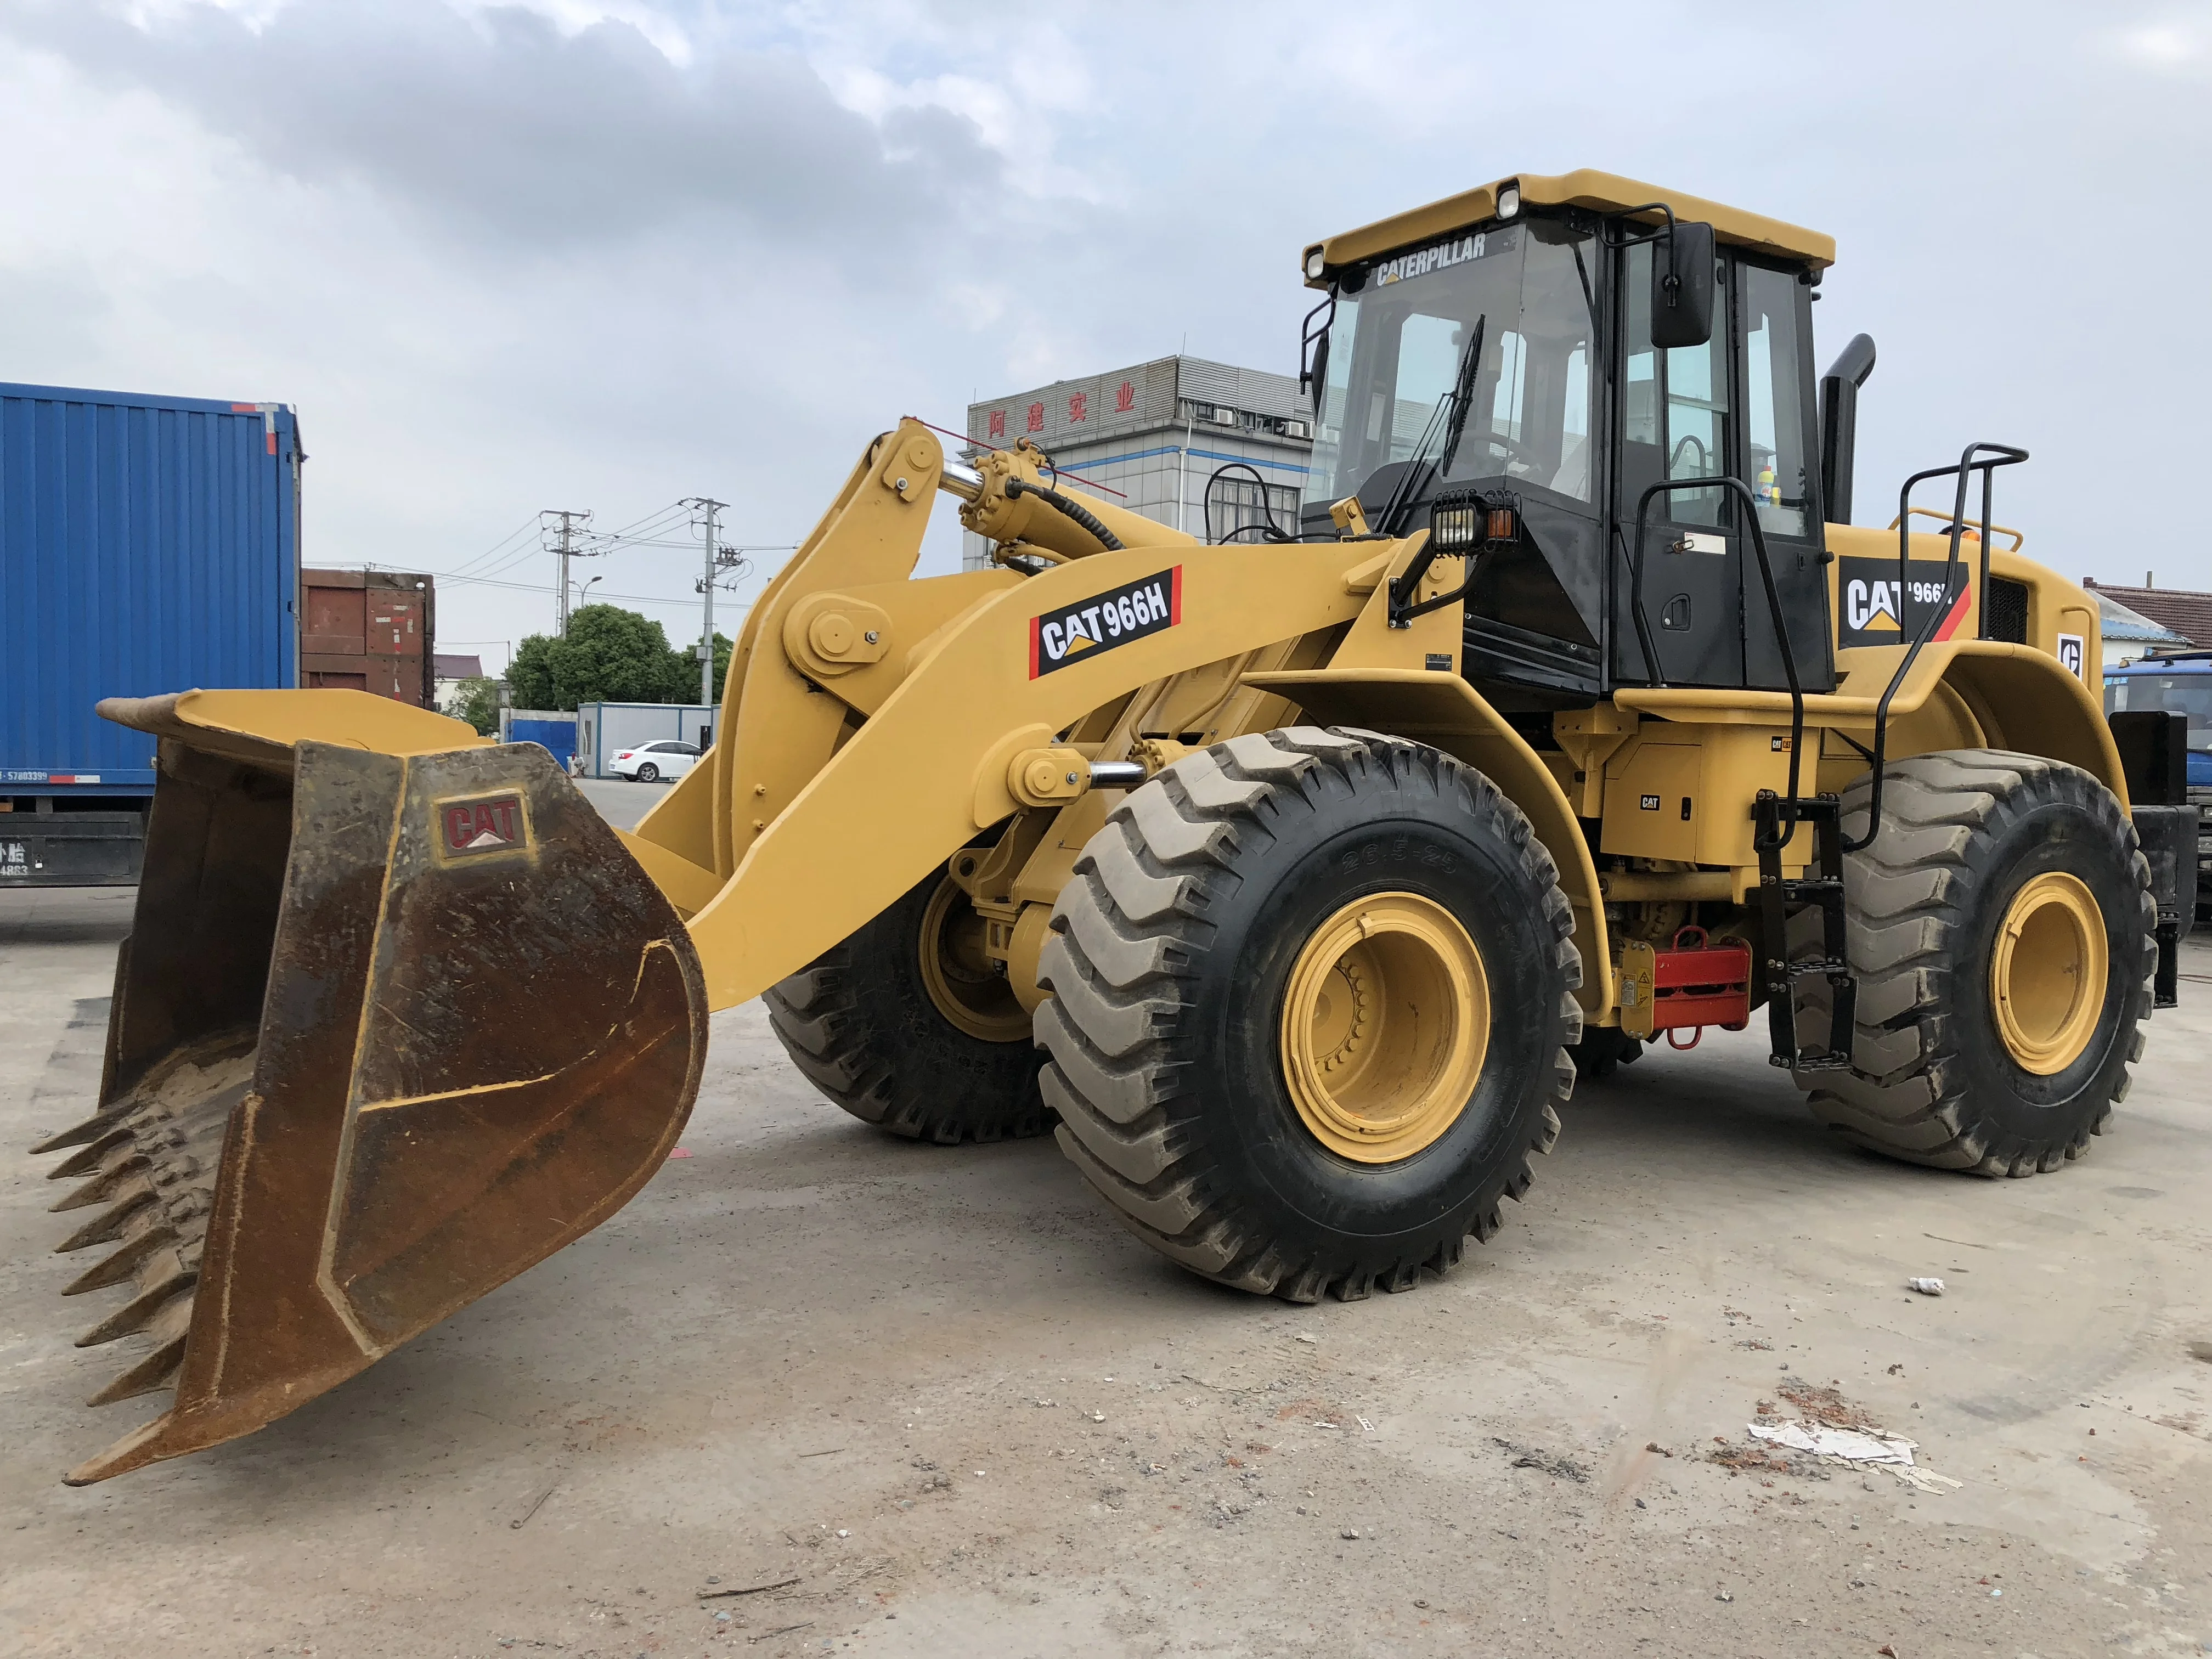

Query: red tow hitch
[1617,926,1752,1049]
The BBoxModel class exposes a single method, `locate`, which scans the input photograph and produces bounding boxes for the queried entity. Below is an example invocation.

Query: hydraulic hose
[1004,476,1126,552]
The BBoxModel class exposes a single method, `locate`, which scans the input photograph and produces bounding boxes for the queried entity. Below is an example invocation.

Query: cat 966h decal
[1029,567,1183,678]
[1837,555,1970,650]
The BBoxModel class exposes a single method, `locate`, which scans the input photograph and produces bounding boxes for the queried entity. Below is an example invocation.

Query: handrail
[1629,477,1807,841]
[1884,505,2024,552]
[1844,442,2029,853]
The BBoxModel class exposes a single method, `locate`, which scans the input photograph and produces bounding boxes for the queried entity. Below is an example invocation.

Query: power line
[439,513,542,579]
[592,499,693,543]
[392,499,795,648]
[374,565,751,614]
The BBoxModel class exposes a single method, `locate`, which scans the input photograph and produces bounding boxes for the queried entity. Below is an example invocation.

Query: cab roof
[1305,169,1836,286]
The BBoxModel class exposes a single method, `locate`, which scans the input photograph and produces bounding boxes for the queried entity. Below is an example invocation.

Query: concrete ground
[573,775,669,831]
[2,878,2209,1659]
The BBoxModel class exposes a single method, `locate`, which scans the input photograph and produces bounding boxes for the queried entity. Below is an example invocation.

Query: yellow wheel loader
[33,170,2195,1484]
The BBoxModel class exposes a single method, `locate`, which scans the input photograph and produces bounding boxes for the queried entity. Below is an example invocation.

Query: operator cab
[1298,171,1837,707]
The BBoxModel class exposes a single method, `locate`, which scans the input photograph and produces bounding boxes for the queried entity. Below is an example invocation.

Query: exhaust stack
[1819,332,1878,524]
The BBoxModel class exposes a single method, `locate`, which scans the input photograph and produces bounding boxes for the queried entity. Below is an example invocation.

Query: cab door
[1612,238,1742,687]
[1735,260,1834,693]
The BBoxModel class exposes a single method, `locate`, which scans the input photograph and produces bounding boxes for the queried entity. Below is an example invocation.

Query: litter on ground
[1743,1420,1961,1493]
[1723,1377,1964,1493]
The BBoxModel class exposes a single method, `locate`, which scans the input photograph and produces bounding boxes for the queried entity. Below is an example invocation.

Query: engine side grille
[1984,576,2030,643]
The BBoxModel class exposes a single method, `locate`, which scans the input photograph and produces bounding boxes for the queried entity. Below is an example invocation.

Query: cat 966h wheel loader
[35,170,2194,1484]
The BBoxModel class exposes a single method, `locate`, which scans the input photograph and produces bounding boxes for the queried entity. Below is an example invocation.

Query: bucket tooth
[30,1104,134,1158]
[54,1182,156,1253]
[85,1331,188,1409]
[63,1226,182,1296]
[50,1152,152,1214]
[76,1254,195,1348]
[48,1127,134,1181]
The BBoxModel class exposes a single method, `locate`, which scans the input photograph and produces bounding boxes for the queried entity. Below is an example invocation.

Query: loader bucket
[31,693,707,1485]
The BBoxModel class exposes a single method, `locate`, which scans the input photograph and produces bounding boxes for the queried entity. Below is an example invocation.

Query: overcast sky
[2,0,2207,673]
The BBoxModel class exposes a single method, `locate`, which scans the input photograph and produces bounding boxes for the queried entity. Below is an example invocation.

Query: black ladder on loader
[1753,792,1855,1071]
[1629,471,1864,1075]
[1742,442,2032,1075]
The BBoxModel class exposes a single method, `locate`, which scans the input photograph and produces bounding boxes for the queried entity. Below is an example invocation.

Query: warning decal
[1029,567,1182,678]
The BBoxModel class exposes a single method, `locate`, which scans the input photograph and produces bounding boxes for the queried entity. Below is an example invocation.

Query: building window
[1208,477,1300,542]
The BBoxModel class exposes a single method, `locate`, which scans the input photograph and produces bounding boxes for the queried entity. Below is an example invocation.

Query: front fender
[1240,667,1610,1020]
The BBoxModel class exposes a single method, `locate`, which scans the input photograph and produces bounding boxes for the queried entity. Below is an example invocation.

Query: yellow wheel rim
[1279,893,1489,1164]
[918,877,1030,1043]
[1989,870,2107,1075]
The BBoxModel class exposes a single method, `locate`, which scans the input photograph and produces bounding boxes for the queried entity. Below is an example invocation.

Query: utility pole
[541,509,592,635]
[687,497,727,707]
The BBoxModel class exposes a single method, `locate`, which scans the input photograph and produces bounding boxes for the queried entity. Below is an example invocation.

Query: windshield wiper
[1439,314,1488,478]
[1378,315,1486,537]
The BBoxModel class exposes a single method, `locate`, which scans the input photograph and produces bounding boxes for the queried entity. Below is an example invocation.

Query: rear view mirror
[1651,221,1717,349]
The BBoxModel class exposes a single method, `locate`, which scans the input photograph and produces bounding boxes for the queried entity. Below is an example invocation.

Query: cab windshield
[1305,216,1598,514]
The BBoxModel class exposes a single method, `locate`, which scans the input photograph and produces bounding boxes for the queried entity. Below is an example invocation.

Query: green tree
[682,630,735,704]
[506,605,695,710]
[443,675,503,736]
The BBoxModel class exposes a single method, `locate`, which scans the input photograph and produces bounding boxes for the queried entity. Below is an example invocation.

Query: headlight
[1429,489,1520,554]
[1303,246,1327,281]
[1429,496,1486,554]
[1496,183,1521,219]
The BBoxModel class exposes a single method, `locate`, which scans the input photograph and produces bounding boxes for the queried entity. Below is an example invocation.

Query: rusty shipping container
[300,569,435,706]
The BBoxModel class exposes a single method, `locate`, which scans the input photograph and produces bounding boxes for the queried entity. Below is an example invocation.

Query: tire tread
[1038,727,1578,1301]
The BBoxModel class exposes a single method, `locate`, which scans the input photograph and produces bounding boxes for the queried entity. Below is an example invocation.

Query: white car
[608,740,701,783]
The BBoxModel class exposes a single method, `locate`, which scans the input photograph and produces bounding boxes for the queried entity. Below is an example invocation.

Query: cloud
[1,0,2206,664]
[2113,18,2212,76]
[2,0,1004,248]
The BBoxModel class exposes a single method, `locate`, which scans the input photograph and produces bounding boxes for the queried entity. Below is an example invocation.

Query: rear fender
[1827,640,2127,805]
[1936,646,2125,802]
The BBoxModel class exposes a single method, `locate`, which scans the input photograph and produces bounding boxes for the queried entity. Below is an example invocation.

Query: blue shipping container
[504,712,578,772]
[1,381,302,797]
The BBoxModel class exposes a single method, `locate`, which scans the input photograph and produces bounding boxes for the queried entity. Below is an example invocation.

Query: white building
[963,356,1314,569]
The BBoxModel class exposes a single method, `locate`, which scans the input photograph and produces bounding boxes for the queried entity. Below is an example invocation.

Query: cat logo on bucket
[437,793,529,860]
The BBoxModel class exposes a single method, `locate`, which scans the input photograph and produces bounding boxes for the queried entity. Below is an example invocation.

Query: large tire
[1035,727,1581,1302]
[1792,749,2155,1175]
[765,870,1048,1144]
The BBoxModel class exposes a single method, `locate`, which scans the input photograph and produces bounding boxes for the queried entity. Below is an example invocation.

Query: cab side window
[1621,240,1733,527]
[1740,263,1818,540]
